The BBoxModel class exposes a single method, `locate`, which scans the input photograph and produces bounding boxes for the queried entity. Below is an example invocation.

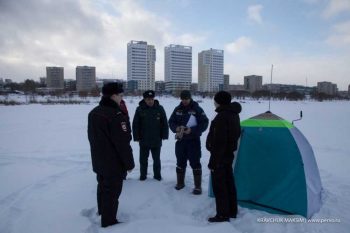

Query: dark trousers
[140,146,161,178]
[96,175,123,226]
[175,138,201,170]
[211,165,237,217]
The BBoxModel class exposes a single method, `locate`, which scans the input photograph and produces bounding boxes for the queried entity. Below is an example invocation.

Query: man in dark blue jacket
[169,90,209,195]
[88,83,135,227]
[132,90,169,181]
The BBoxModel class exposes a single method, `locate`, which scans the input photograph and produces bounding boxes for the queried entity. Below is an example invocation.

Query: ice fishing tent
[209,111,322,218]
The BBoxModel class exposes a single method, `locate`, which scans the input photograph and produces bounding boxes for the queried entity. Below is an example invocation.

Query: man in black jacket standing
[169,90,209,195]
[88,83,135,227]
[132,90,169,181]
[206,91,242,222]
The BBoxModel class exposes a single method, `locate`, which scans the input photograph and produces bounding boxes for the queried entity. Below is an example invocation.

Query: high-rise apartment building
[164,44,192,92]
[76,66,96,92]
[317,81,337,95]
[46,67,64,89]
[244,75,263,93]
[198,49,224,92]
[127,40,156,91]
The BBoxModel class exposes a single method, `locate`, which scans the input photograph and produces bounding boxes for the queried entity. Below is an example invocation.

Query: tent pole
[268,64,273,112]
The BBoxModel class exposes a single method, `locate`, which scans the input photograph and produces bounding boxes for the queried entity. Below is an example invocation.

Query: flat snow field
[0,97,349,233]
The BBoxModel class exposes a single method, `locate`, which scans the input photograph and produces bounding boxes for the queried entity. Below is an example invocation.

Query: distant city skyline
[1,0,350,90]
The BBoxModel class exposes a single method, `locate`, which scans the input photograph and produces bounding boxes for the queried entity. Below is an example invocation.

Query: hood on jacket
[231,101,242,113]
[216,101,242,114]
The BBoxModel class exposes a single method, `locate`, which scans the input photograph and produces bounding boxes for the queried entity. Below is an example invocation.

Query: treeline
[1,79,349,103]
[229,90,349,101]
[2,79,43,93]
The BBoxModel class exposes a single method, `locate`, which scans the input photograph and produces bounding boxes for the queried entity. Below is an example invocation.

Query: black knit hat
[180,90,191,100]
[102,82,124,96]
[214,91,232,105]
[143,90,155,99]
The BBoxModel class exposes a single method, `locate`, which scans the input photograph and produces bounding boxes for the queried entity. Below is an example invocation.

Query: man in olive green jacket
[132,90,169,181]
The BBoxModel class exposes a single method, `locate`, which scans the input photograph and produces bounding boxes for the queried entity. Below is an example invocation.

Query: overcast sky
[1,0,350,89]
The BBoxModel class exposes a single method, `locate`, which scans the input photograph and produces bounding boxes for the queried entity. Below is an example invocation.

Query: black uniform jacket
[88,97,135,178]
[206,102,242,169]
[132,99,169,148]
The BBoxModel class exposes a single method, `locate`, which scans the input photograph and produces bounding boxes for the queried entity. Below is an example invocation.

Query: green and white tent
[209,111,322,218]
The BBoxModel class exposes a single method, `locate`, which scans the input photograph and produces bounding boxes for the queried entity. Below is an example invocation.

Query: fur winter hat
[102,82,123,96]
[143,90,155,99]
[214,91,232,105]
[180,90,191,100]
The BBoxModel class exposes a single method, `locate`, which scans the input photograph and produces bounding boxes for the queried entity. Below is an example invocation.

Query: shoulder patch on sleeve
[121,122,127,132]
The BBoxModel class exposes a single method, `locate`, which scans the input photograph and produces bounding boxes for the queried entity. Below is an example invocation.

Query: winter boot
[192,169,202,195]
[175,167,185,190]
[208,215,230,223]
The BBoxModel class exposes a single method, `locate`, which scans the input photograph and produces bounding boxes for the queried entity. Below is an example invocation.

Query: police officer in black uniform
[88,83,135,227]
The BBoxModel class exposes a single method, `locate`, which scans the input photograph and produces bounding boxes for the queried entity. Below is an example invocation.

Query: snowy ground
[0,96,349,233]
